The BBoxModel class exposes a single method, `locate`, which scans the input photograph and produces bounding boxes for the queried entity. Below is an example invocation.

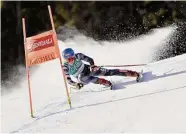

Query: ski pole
[101,64,147,67]
[69,86,77,93]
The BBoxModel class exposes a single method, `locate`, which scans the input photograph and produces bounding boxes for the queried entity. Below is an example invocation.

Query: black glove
[90,65,100,72]
[75,83,84,89]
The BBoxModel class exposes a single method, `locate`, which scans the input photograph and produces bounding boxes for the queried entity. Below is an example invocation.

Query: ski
[102,84,113,90]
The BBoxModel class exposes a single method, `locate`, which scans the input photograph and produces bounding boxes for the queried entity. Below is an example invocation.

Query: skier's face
[66,57,75,64]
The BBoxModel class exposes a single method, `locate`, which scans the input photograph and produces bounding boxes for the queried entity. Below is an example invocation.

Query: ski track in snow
[1,26,186,133]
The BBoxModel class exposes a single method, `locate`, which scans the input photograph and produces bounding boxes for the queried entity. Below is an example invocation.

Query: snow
[1,26,186,133]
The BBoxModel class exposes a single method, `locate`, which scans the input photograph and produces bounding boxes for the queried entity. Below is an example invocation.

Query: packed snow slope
[1,26,186,133]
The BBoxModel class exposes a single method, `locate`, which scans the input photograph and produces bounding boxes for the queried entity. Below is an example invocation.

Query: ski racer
[62,48,140,90]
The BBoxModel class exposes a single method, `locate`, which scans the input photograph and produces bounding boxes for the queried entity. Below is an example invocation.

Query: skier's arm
[63,63,77,86]
[76,53,95,66]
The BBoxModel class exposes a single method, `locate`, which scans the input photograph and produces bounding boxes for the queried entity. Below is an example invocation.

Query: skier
[62,48,140,90]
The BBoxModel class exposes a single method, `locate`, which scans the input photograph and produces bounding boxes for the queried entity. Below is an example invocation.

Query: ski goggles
[65,57,75,63]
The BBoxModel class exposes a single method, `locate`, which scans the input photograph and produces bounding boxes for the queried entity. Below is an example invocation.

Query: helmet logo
[65,53,71,57]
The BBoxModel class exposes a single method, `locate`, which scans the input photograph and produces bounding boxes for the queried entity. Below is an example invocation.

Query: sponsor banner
[25,30,60,66]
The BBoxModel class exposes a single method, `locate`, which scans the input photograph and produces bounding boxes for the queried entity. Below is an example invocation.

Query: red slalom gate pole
[22,18,34,118]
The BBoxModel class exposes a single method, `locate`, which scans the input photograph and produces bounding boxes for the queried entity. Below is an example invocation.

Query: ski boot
[136,70,143,82]
[97,78,113,89]
[120,70,140,82]
[136,73,141,82]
